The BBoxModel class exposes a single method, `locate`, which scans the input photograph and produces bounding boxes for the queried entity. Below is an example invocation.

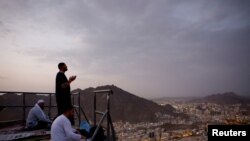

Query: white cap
[37,99,45,104]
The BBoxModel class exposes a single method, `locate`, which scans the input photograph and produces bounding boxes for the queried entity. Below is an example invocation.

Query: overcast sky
[0,0,249,98]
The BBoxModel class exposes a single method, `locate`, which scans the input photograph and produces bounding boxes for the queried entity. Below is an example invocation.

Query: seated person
[26,99,52,130]
[51,105,83,141]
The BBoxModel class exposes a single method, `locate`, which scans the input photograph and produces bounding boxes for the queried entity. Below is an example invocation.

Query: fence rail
[0,91,86,126]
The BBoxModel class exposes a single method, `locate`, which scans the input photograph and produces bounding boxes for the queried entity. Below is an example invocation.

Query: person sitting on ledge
[26,99,52,130]
[51,105,83,141]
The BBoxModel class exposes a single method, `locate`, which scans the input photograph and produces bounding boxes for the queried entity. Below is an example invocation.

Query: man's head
[58,62,68,72]
[63,105,75,119]
[37,99,45,110]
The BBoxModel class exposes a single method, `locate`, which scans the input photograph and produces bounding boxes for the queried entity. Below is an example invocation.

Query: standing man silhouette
[56,62,76,124]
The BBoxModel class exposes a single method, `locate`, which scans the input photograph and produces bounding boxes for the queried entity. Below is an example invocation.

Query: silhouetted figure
[55,62,76,124]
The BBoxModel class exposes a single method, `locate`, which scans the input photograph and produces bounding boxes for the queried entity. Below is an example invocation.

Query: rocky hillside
[0,85,182,122]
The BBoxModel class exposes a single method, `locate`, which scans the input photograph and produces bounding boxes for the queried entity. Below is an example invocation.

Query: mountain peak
[212,92,238,97]
[220,92,238,96]
[72,84,179,122]
[193,92,250,105]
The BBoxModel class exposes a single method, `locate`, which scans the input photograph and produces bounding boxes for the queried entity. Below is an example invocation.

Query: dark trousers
[27,121,51,130]
[56,94,75,125]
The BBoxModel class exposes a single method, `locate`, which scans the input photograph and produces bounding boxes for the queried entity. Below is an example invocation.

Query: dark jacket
[55,72,72,113]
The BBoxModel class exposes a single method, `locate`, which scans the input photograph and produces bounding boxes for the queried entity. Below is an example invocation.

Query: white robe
[51,114,81,141]
[26,104,51,128]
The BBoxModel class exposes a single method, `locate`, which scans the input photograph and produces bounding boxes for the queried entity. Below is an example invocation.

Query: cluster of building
[175,103,250,125]
[112,102,250,141]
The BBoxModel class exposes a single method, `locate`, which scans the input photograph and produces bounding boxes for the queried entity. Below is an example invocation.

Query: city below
[114,100,250,141]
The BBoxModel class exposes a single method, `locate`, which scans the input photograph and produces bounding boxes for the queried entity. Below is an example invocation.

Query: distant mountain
[153,97,199,105]
[191,92,250,105]
[0,85,185,122]
[72,85,182,123]
[162,104,176,111]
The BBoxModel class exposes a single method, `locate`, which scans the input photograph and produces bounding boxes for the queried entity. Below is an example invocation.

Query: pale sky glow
[0,0,249,98]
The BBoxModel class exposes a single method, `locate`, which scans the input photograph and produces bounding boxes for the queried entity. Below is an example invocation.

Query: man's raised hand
[69,75,77,82]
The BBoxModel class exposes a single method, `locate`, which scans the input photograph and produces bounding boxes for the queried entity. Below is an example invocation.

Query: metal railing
[72,92,89,125]
[0,91,88,126]
[0,90,116,141]
[92,89,116,141]
[0,91,55,123]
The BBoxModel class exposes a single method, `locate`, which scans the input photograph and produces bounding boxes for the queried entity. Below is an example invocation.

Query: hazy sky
[0,0,249,98]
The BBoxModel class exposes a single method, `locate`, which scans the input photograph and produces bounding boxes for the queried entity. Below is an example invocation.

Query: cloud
[0,0,250,97]
[0,76,7,80]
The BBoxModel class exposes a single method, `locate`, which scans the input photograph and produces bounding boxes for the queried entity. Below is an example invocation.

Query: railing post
[107,92,110,140]
[92,89,116,141]
[78,91,81,126]
[49,93,52,118]
[22,93,26,124]
[94,93,96,126]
